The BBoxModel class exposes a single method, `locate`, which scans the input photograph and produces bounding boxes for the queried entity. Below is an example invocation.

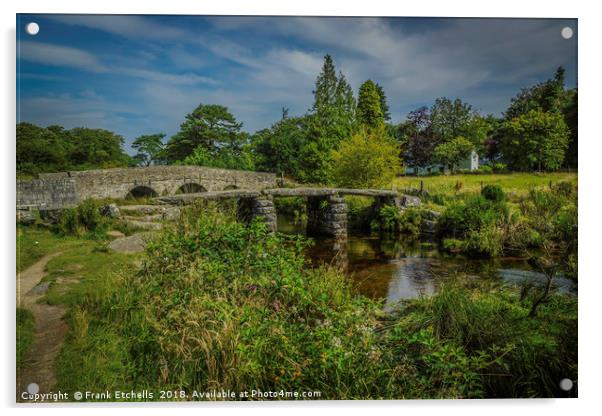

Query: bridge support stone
[307,195,348,239]
[238,196,277,233]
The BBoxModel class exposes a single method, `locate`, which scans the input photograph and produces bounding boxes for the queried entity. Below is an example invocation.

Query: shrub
[475,165,493,174]
[463,225,503,257]
[332,126,402,188]
[372,206,424,237]
[491,162,508,173]
[396,283,577,398]
[437,195,508,240]
[481,184,505,202]
[553,181,576,198]
[58,199,106,237]
[442,238,464,253]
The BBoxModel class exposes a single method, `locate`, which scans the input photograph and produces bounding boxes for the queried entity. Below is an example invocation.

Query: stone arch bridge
[17,165,278,209]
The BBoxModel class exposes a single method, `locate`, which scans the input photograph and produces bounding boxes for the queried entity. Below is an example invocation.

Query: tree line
[17,55,577,185]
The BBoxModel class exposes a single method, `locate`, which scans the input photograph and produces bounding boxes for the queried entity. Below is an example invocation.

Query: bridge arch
[176,182,207,194]
[126,185,158,199]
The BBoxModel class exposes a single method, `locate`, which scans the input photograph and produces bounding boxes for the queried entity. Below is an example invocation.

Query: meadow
[392,172,577,198]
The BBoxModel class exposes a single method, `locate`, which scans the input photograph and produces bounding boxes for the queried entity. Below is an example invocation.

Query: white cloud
[19,40,108,72]
[46,15,188,41]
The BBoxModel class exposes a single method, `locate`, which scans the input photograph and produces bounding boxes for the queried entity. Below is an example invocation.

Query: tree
[563,89,578,168]
[252,115,310,178]
[300,55,357,183]
[357,80,384,129]
[132,133,166,166]
[375,83,391,121]
[331,126,401,188]
[16,122,131,176]
[500,109,569,171]
[311,56,356,140]
[505,67,568,120]
[165,104,245,161]
[17,123,70,175]
[432,136,474,173]
[183,145,255,171]
[397,107,437,172]
[430,97,474,143]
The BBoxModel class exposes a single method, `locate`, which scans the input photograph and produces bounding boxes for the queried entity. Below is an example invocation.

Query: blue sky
[17,15,577,153]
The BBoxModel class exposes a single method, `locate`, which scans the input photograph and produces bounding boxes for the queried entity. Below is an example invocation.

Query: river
[277,215,576,309]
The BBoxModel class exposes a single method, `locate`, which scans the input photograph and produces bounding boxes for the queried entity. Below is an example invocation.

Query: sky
[16,15,577,153]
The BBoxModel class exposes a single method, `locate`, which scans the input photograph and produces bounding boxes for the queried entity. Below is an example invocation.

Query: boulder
[424,210,441,220]
[100,204,120,218]
[17,209,36,225]
[421,219,437,234]
[39,208,63,224]
[401,195,421,207]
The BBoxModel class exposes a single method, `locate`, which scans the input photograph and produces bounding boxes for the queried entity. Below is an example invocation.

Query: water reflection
[277,213,577,306]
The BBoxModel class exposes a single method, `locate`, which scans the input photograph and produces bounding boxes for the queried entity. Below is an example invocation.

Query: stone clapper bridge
[155,187,421,239]
[16,166,422,239]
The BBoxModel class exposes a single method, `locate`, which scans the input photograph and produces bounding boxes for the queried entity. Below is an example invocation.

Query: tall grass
[51,202,577,399]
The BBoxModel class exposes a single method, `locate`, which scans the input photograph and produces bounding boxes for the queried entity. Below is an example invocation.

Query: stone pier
[307,195,348,239]
[238,196,277,233]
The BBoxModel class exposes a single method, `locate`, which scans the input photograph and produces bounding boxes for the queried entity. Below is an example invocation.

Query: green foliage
[474,165,493,174]
[491,162,508,173]
[397,283,577,397]
[357,80,384,129]
[332,127,401,188]
[17,308,35,366]
[58,199,107,237]
[17,123,130,176]
[500,109,569,171]
[432,136,474,173]
[373,206,423,237]
[437,195,509,241]
[165,104,247,161]
[345,196,374,231]
[430,97,488,147]
[519,184,578,278]
[375,83,391,121]
[183,144,255,171]
[505,67,568,120]
[43,204,577,399]
[481,184,505,202]
[132,133,166,166]
[463,225,503,257]
[252,116,313,179]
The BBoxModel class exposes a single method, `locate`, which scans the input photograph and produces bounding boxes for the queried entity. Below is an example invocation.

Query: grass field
[16,226,87,273]
[392,172,577,198]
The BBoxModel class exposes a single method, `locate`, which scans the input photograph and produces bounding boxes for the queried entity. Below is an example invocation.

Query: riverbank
[16,199,577,400]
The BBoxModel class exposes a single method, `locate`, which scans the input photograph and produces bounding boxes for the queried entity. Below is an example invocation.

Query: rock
[39,208,63,224]
[28,281,50,296]
[424,210,441,220]
[106,230,126,238]
[401,195,421,207]
[123,219,163,231]
[421,219,437,234]
[107,233,148,253]
[100,204,120,218]
[17,209,36,225]
[162,207,181,221]
[118,205,165,215]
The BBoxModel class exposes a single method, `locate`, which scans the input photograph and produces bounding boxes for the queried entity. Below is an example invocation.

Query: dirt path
[17,252,68,400]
